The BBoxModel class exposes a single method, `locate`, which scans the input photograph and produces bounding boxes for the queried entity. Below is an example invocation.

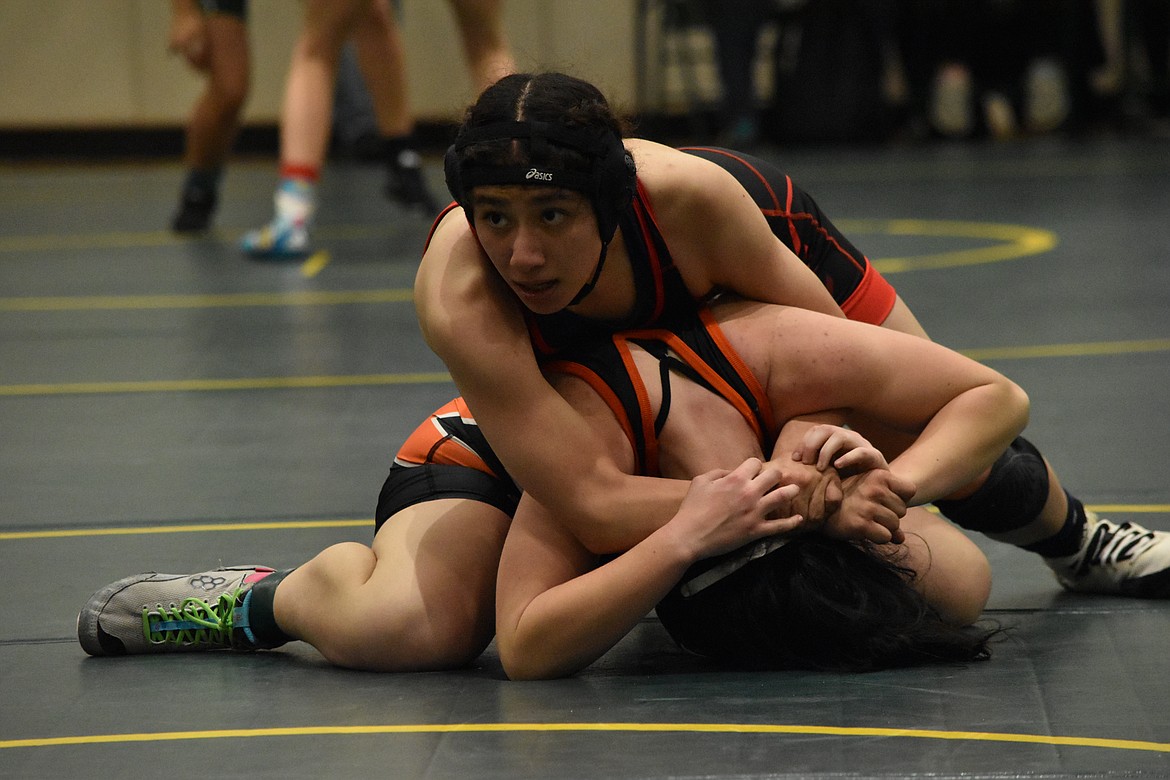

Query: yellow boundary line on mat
[2,721,1168,753]
[0,288,413,311]
[2,337,1167,397]
[0,372,453,396]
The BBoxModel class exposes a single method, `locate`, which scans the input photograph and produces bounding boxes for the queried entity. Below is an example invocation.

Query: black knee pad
[934,436,1050,534]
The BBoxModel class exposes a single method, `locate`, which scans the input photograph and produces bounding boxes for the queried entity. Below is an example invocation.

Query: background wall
[0,0,639,129]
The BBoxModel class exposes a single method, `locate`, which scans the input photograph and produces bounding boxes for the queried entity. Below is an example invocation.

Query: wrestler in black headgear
[444,74,637,305]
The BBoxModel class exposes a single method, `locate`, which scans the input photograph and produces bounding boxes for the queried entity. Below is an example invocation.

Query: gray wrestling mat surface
[2,137,1169,778]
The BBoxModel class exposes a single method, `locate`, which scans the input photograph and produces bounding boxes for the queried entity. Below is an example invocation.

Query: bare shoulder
[626,138,738,215]
[415,208,523,358]
[626,139,761,294]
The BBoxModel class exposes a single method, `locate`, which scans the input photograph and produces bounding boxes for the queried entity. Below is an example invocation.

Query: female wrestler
[494,297,1022,679]
[418,71,1170,596]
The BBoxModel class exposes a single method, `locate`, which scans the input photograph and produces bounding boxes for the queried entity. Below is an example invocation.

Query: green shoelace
[142,591,242,648]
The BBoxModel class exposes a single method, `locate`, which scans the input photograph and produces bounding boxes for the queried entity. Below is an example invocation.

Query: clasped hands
[785,424,912,544]
[676,425,912,563]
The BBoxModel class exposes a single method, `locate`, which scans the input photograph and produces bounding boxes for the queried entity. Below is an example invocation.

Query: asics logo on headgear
[525,168,554,182]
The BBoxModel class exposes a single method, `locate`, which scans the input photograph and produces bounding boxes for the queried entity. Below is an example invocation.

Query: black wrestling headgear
[444,119,636,246]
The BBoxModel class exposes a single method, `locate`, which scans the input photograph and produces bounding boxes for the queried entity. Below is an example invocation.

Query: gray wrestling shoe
[78,566,274,656]
[1046,512,1170,598]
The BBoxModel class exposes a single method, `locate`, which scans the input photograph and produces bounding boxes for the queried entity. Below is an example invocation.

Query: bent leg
[878,294,929,338]
[273,498,510,671]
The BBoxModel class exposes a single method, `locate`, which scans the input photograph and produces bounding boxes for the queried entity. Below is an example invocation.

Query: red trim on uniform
[422,202,463,254]
[840,263,898,325]
[678,146,804,255]
[526,312,556,357]
[631,180,668,322]
[679,146,872,275]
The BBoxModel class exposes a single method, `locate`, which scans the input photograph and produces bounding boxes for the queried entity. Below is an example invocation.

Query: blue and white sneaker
[240,217,311,259]
[241,178,315,259]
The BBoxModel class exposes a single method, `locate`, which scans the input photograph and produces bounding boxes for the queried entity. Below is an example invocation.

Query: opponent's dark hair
[655,535,1000,672]
[444,72,637,245]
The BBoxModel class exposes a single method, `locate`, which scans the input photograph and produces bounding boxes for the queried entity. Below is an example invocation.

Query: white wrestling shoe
[1046,511,1170,598]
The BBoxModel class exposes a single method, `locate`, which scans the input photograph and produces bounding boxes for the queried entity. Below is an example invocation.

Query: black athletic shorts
[374,463,522,534]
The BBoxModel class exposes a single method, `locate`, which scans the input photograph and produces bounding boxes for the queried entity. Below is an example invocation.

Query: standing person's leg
[331,42,381,158]
[349,0,439,213]
[241,0,370,258]
[445,0,515,92]
[172,0,250,233]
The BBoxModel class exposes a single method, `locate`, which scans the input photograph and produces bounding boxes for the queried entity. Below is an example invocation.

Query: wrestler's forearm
[559,471,691,555]
[499,522,693,680]
[890,382,1029,504]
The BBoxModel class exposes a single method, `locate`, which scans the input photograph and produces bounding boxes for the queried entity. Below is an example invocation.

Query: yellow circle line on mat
[0,220,1054,275]
[836,219,1059,273]
[0,372,452,396]
[2,722,1167,753]
[4,507,1164,541]
[0,288,413,311]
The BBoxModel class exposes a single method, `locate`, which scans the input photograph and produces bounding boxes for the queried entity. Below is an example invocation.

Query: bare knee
[213,73,249,115]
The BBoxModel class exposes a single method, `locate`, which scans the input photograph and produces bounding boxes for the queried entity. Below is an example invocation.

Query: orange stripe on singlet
[394,397,497,476]
[622,312,775,450]
[542,353,657,476]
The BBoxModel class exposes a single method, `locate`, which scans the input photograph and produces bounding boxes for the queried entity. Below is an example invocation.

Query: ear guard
[443,119,636,244]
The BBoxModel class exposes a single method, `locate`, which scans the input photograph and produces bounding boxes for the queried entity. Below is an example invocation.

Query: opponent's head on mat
[656,534,998,672]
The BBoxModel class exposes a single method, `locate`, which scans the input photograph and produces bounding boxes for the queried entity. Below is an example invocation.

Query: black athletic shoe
[171,191,216,233]
[385,148,440,214]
